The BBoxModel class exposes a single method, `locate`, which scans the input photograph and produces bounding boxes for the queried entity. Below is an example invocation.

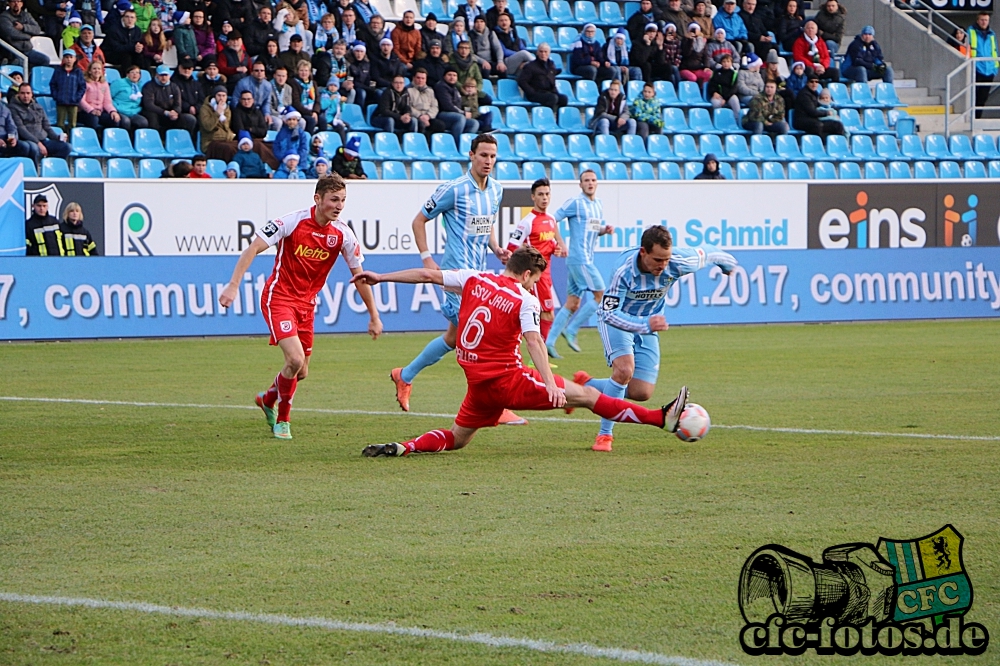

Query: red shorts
[262,297,315,355]
[532,265,554,313]
[456,367,567,429]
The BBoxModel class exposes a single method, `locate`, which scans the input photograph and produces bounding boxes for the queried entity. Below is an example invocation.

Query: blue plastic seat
[411,161,438,179]
[341,103,376,131]
[594,134,623,160]
[532,106,563,134]
[30,66,54,96]
[673,134,700,161]
[621,134,653,161]
[718,162,734,180]
[826,82,855,108]
[439,161,464,180]
[948,135,977,160]
[361,161,379,179]
[107,157,136,178]
[375,132,408,160]
[939,160,962,178]
[813,161,838,179]
[684,161,727,179]
[552,161,576,179]
[481,79,495,100]
[524,0,554,23]
[542,133,571,160]
[599,1,623,24]
[551,53,577,79]
[724,134,753,161]
[750,134,779,161]
[713,107,748,134]
[889,161,911,179]
[512,133,541,161]
[497,78,529,105]
[134,129,170,158]
[549,0,577,24]
[73,157,103,178]
[688,108,718,134]
[382,160,408,180]
[574,0,599,24]
[647,135,677,161]
[863,109,893,134]
[902,134,929,160]
[876,134,905,161]
[678,81,710,107]
[420,0,442,16]
[41,157,70,178]
[875,82,906,107]
[8,156,37,177]
[787,161,811,179]
[775,135,805,161]
[165,129,197,157]
[662,107,692,134]
[204,159,226,178]
[799,135,828,161]
[990,161,1000,178]
[838,108,869,136]
[762,161,786,179]
[506,106,535,133]
[626,79,644,101]
[864,162,888,179]
[492,133,519,161]
[575,79,599,106]
[658,161,682,179]
[537,26,559,49]
[699,134,728,159]
[37,96,57,124]
[654,81,681,106]
[557,79,583,106]
[973,134,1000,159]
[568,133,600,161]
[965,161,987,178]
[70,127,109,157]
[914,161,936,178]
[850,83,880,108]
[479,106,508,133]
[631,162,654,180]
[851,135,884,161]
[737,162,760,180]
[403,132,438,161]
[557,106,588,133]
[924,134,952,160]
[605,161,628,179]
[580,161,603,178]
[826,134,860,161]
[839,162,863,179]
[516,25,530,47]
[139,158,165,178]
[523,161,547,180]
[102,127,139,157]
[314,131,342,156]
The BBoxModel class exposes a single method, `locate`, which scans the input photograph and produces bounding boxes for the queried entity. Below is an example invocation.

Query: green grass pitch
[0,320,997,665]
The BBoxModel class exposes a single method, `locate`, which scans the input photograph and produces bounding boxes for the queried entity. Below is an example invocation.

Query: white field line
[2,395,998,442]
[0,592,737,666]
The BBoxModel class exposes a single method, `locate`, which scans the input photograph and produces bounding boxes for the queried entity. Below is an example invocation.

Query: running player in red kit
[352,246,688,457]
[505,178,567,343]
[220,174,383,440]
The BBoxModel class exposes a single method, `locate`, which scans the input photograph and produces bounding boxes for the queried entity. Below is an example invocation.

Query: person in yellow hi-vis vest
[968,11,998,118]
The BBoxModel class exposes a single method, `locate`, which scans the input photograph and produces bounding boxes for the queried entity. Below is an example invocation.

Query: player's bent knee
[627,385,654,402]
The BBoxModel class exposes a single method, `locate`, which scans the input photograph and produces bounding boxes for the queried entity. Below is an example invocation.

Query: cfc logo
[818,191,928,249]
[295,245,331,260]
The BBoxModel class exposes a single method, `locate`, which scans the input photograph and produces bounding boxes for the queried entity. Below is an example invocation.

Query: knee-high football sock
[275,373,298,422]
[402,429,456,454]
[591,394,664,428]
[565,298,599,340]
[401,335,455,384]
[597,379,627,436]
[262,375,280,408]
[546,307,574,346]
[539,317,553,341]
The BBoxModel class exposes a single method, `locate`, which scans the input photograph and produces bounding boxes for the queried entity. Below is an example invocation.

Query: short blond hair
[63,202,83,222]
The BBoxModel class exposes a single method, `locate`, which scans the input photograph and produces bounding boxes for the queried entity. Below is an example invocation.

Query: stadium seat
[541,133,571,161]
[8,156,37,177]
[37,96,57,124]
[662,107,692,134]
[29,66,54,96]
[875,82,906,107]
[403,132,438,161]
[523,161,547,180]
[481,79,495,100]
[990,161,1000,178]
[575,79,599,106]
[516,25,531,47]
[339,104,373,131]
[737,162,760,180]
[568,133,600,161]
[494,133,519,161]
[826,82,855,108]
[265,129,278,142]
[647,134,677,161]
[206,159,227,178]
[605,162,628,179]
[914,161,937,178]
[787,161,811,179]
[864,162,888,179]
[974,134,1000,160]
[688,108,719,134]
[349,132,376,159]
[506,106,535,133]
[851,82,883,108]
[948,135,977,161]
[70,127,109,157]
[420,0,441,16]
[312,132,341,157]
[683,162,701,179]
[621,135,653,161]
[813,161,837,179]
[524,0,553,23]
[654,81,681,106]
[557,80,583,106]
[532,106,564,134]
[580,161,603,178]
[497,78,529,105]
[599,0,623,24]
[889,161,912,179]
[106,157,136,178]
[73,157,103,178]
[838,162,863,179]
[411,161,438,179]
[514,133,542,161]
[654,162,679,179]
[557,107,588,133]
[699,134,728,160]
[41,157,70,178]
[626,79,643,101]
[851,135,884,161]
[902,134,930,161]
[550,53,576,79]
[750,134,779,161]
[594,134,623,160]
[484,105,511,132]
[375,132,408,160]
[863,109,894,134]
[535,26,559,50]
[762,161,786,180]
[552,161,576,179]
[139,158,165,178]
[925,134,952,160]
[723,135,753,161]
[102,128,139,157]
[165,129,197,158]
[438,161,464,179]
[713,108,748,134]
[799,135,828,161]
[826,134,859,161]
[673,134,700,161]
[574,1,600,25]
[838,108,870,136]
[776,135,805,161]
[965,161,987,178]
[381,160,408,179]
[135,129,171,158]
[631,162,654,180]
[938,161,962,178]
[550,0,577,24]
[718,162,734,179]
[876,135,906,161]
[360,161,379,178]
[678,81,710,107]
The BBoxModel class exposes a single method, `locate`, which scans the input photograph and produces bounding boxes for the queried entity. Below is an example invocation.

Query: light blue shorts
[567,263,606,297]
[442,291,461,327]
[597,319,661,384]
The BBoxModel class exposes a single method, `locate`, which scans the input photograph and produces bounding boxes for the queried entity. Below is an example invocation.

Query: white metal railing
[945,56,1000,137]
[0,37,29,76]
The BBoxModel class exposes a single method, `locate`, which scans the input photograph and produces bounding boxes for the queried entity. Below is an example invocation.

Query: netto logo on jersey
[121,203,153,256]
[294,244,330,261]
[817,191,929,249]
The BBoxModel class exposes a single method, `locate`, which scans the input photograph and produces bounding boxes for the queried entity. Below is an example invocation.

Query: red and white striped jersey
[442,270,541,383]
[506,209,559,259]
[257,206,364,306]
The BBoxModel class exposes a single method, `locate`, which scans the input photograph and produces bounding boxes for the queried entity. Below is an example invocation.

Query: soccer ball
[675,403,711,442]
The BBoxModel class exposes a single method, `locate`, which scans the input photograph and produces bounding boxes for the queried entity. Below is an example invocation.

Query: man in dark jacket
[348,43,375,108]
[172,58,205,117]
[814,0,846,54]
[793,74,843,136]
[243,5,275,57]
[419,12,442,53]
[231,89,269,139]
[0,0,49,65]
[660,0,691,41]
[741,0,774,59]
[694,153,725,179]
[142,65,198,137]
[25,196,66,256]
[278,34,311,73]
[413,39,448,86]
[843,26,894,83]
[373,74,417,133]
[626,0,663,43]
[371,37,408,89]
[518,43,567,111]
[9,83,70,164]
[434,66,478,142]
[629,23,661,84]
[485,0,515,31]
[218,31,251,92]
[103,7,145,68]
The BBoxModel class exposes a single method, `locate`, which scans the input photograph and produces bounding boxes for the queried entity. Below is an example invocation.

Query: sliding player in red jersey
[505,178,567,343]
[352,246,688,457]
[220,174,383,440]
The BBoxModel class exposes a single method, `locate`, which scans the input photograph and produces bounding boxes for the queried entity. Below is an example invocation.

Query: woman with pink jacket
[78,61,130,132]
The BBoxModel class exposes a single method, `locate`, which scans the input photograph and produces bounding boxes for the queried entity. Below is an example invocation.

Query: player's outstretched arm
[348,265,383,340]
[489,226,511,265]
[350,267,445,287]
[411,211,440,271]
[524,331,565,407]
[219,236,269,308]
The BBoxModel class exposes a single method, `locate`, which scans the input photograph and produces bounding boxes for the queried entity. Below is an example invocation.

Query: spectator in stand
[233,61,274,124]
[407,68,442,133]
[189,154,213,178]
[71,24,105,72]
[243,5,275,57]
[172,58,204,118]
[571,23,613,82]
[414,39,448,86]
[231,130,268,176]
[273,107,309,163]
[309,156,330,178]
[219,30,252,91]
[257,38,283,78]
[631,23,661,84]
[0,97,30,158]
[950,27,970,56]
[279,33,311,73]
[59,202,98,255]
[3,71,22,104]
[660,0,690,40]
[486,0,514,31]
[275,152,306,178]
[215,0,254,35]
[225,161,240,177]
[793,74,843,137]
[793,20,840,82]
[451,40,484,92]
[134,0,156,32]
[199,85,234,151]
[230,95,277,166]
[373,73,417,133]
[338,7,360,46]
[362,15,390,54]
[352,0,379,24]
[518,43,567,111]
[314,13,340,52]
[371,37,408,94]
[844,26,893,84]
[392,10,422,69]
[606,29,640,83]
[736,51,764,105]
[494,13,534,76]
[743,79,787,134]
[142,64,198,137]
[705,27,736,69]
[460,76,491,131]
[714,0,748,56]
[591,79,636,135]
[161,160,192,177]
[79,61,128,131]
[62,13,83,49]
[435,66,478,141]
[786,60,807,97]
[292,59,321,132]
[814,0,845,55]
[445,16,470,55]
[348,42,374,108]
[775,0,803,52]
[9,83,71,164]
[695,153,724,179]
[708,52,739,114]
[690,0,713,40]
[763,50,793,110]
[319,79,347,139]
[51,50,86,135]
[680,22,712,83]
[630,82,663,139]
[420,12,442,52]
[332,133,367,178]
[274,2,313,53]
[192,10,216,63]
[741,0,774,60]
[139,18,171,70]
[470,15,504,77]
[198,58,229,101]
[110,65,149,131]
[627,0,663,44]
[454,0,484,25]
[657,23,682,85]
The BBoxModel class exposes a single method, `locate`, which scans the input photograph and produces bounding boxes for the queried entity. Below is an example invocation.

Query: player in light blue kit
[389,134,525,425]
[545,169,614,358]
[575,225,736,451]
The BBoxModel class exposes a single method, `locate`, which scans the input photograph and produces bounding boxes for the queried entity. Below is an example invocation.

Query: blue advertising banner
[0,160,26,256]
[0,249,998,341]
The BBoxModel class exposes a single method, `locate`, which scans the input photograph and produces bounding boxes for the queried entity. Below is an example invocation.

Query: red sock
[539,317,552,341]
[592,394,664,428]
[275,373,297,422]
[262,375,279,408]
[402,429,455,454]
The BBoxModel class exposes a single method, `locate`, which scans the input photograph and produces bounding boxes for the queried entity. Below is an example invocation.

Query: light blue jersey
[421,173,504,271]
[555,193,605,266]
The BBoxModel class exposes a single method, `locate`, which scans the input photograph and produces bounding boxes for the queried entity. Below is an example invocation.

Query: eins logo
[818,191,929,249]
